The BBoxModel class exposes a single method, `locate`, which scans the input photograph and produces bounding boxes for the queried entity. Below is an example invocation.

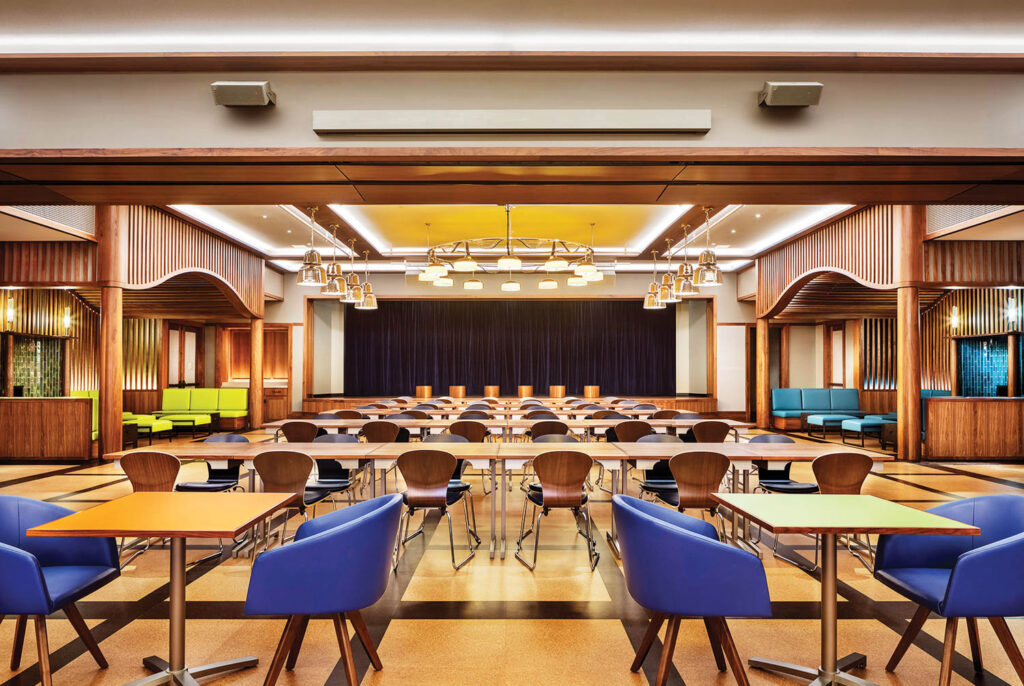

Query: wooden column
[2,333,13,396]
[950,339,960,396]
[756,317,771,429]
[894,205,925,462]
[249,317,264,429]
[97,205,128,457]
[779,324,791,388]
[1009,334,1019,397]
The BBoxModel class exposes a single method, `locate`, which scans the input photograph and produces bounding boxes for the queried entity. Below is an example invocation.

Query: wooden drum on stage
[448,385,466,399]
[483,385,500,397]
[583,385,600,399]
[415,385,433,400]
[517,385,534,398]
[549,385,566,398]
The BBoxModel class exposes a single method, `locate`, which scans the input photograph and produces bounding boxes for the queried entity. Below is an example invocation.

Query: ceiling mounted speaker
[758,81,823,107]
[211,81,276,107]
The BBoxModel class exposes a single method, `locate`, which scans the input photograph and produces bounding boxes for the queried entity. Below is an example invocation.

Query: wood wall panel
[925,398,1024,460]
[862,318,897,391]
[225,327,290,380]
[923,241,1024,285]
[0,241,96,285]
[756,206,894,318]
[0,397,91,460]
[123,318,161,390]
[122,389,161,414]
[861,390,897,414]
[125,206,264,317]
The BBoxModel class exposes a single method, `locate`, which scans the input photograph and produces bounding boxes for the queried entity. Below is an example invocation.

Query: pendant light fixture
[434,275,454,287]
[496,205,522,271]
[344,239,362,303]
[538,277,558,290]
[419,223,439,281]
[297,206,327,287]
[673,225,698,297]
[322,225,348,297]
[567,275,587,287]
[694,206,723,287]
[542,241,569,272]
[463,271,484,290]
[501,268,521,292]
[659,238,681,303]
[644,250,666,310]
[355,251,377,310]
[452,243,478,272]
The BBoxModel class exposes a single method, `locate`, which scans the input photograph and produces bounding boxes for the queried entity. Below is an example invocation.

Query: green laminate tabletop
[711,494,981,536]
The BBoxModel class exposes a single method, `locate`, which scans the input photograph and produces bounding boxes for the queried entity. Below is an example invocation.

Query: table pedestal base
[126,655,258,685]
[750,653,873,686]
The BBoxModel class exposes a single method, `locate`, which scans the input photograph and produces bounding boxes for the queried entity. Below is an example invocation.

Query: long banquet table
[105,441,883,560]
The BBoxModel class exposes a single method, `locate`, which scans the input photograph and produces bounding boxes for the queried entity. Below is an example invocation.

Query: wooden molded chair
[529,420,569,439]
[449,419,489,443]
[279,420,321,443]
[253,451,332,551]
[360,420,407,443]
[689,420,732,443]
[458,410,492,420]
[608,420,653,443]
[650,409,680,420]
[120,451,180,492]
[524,409,559,419]
[650,452,730,538]
[516,451,599,571]
[394,450,479,571]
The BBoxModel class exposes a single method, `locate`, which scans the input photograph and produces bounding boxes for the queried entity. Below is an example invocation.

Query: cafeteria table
[27,491,292,686]
[711,493,978,686]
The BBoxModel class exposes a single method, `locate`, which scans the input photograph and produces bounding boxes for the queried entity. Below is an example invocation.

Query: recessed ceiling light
[262,215,268,219]
[286,229,291,234]
[731,229,736,233]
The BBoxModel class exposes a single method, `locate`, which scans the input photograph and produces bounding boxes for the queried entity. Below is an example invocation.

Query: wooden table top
[711,494,981,536]
[349,407,675,418]
[26,492,293,539]
[617,443,881,460]
[264,417,751,430]
[504,418,751,429]
[264,418,506,430]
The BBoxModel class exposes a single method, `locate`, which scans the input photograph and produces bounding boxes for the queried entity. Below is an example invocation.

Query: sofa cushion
[161,388,191,413]
[801,389,832,411]
[806,414,858,426]
[830,388,860,411]
[771,388,803,411]
[190,388,219,412]
[771,410,805,418]
[841,418,893,432]
[218,388,248,412]
[163,414,211,426]
[136,417,173,433]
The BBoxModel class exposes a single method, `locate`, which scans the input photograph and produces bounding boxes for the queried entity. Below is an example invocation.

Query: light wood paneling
[757,206,895,318]
[0,397,91,460]
[122,389,161,414]
[123,318,160,391]
[125,206,264,317]
[249,318,264,428]
[923,241,1024,286]
[926,398,1024,460]
[861,390,897,414]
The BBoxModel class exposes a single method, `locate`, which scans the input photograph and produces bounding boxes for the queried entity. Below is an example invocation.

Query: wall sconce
[950,305,959,330]
[1008,297,1018,326]
[4,295,13,325]
[62,306,71,333]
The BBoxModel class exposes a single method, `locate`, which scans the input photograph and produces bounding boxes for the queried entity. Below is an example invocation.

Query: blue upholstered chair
[874,494,1024,684]
[245,494,403,686]
[613,495,770,686]
[0,495,119,683]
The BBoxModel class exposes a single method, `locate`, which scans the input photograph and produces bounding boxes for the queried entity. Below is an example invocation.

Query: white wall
[716,326,747,412]
[788,325,821,387]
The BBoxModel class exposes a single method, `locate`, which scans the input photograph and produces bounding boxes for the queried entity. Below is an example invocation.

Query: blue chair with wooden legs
[245,494,403,686]
[874,494,1024,685]
[613,494,770,686]
[0,495,120,686]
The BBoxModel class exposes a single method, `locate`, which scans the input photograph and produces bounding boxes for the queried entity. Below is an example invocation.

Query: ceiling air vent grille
[10,205,96,235]
[926,205,1007,234]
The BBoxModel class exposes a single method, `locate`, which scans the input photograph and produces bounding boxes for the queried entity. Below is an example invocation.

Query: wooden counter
[925,397,1024,461]
[0,397,92,461]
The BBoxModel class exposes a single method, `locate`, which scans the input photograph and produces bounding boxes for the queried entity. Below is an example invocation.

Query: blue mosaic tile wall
[959,336,1008,397]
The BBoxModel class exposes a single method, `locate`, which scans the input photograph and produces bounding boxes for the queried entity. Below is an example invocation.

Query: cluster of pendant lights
[296,207,378,310]
[417,208,604,291]
[644,206,723,310]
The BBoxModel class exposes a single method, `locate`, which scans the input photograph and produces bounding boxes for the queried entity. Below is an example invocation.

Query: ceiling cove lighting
[281,205,355,257]
[297,206,328,287]
[628,205,692,254]
[327,204,390,254]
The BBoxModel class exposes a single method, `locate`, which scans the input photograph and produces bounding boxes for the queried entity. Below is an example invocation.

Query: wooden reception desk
[0,397,92,460]
[925,397,1024,461]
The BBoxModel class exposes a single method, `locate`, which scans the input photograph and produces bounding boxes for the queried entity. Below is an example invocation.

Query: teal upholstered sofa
[769,387,865,430]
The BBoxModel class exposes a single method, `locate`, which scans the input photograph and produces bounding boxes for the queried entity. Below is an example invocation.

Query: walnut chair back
[121,451,180,492]
[812,453,874,494]
[449,420,489,443]
[691,420,732,443]
[530,420,569,438]
[280,420,320,443]
[668,452,731,511]
[253,450,313,504]
[397,450,458,509]
[532,451,594,508]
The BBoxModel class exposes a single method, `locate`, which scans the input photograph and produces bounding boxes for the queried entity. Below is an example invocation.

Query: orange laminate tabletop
[26,492,293,539]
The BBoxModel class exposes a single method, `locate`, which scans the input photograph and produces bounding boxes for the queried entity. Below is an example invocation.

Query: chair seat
[875,568,951,614]
[526,488,588,507]
[303,488,334,507]
[313,479,355,493]
[639,480,677,494]
[175,480,238,493]
[759,480,820,494]
[402,482,471,507]
[771,410,805,418]
[41,565,120,612]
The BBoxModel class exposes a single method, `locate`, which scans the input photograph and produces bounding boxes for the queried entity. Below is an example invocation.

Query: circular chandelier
[419,205,603,291]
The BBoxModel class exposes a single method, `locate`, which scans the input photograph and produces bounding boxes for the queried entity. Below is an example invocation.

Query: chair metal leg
[65,602,107,669]
[582,501,600,571]
[463,496,481,547]
[10,614,26,670]
[630,612,666,672]
[938,617,958,686]
[33,615,52,686]
[655,615,680,686]
[515,506,543,571]
[990,616,1024,682]
[885,604,930,672]
[447,508,475,570]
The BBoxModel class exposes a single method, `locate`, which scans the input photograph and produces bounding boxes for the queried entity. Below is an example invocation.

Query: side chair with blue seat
[613,494,770,686]
[311,433,362,507]
[634,433,682,501]
[0,495,120,686]
[875,494,1024,685]
[245,494,403,686]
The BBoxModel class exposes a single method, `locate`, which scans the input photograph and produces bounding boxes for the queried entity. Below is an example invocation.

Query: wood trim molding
[4,51,1024,74]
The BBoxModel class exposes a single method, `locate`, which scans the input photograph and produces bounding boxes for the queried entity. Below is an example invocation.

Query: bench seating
[841,417,895,446]
[154,388,249,430]
[806,413,859,438]
[770,388,865,431]
[123,413,173,445]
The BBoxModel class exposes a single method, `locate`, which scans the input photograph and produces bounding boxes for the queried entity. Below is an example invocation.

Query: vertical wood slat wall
[924,241,1024,285]
[0,241,97,285]
[122,318,161,390]
[862,318,897,390]
[756,206,894,318]
[126,206,264,317]
[0,289,99,392]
